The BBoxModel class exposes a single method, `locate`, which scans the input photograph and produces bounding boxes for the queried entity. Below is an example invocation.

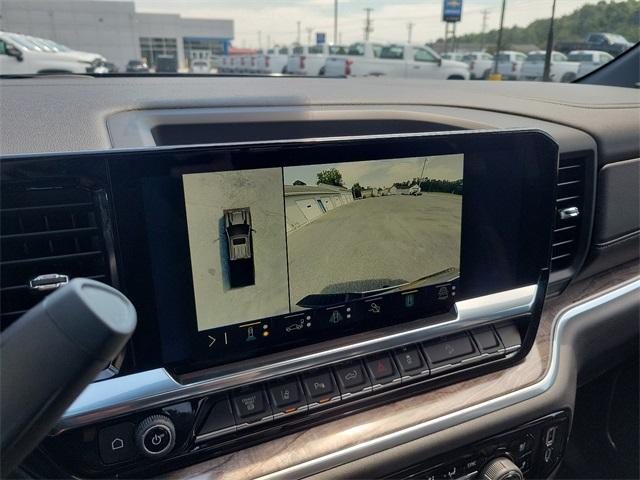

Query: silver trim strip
[55,285,537,433]
[257,278,640,480]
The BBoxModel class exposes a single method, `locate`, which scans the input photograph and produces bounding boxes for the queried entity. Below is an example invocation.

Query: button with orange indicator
[301,369,341,408]
[267,378,306,414]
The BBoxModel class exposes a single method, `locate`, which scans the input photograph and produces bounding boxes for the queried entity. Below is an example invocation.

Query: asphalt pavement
[287,192,462,308]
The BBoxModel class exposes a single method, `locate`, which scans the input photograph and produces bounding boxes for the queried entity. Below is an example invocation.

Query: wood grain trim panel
[168,262,639,480]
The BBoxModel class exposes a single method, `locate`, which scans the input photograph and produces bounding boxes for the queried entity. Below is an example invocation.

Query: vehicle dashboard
[0,76,638,479]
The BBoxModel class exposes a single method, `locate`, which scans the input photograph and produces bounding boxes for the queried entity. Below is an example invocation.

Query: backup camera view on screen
[183,154,463,332]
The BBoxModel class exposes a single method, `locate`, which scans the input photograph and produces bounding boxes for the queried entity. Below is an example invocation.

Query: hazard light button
[364,353,401,389]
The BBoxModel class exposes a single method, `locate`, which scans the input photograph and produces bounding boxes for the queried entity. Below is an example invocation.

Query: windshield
[0,0,636,82]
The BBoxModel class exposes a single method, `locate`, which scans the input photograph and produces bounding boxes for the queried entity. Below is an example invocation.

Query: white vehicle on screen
[256,46,291,74]
[569,50,614,77]
[287,44,348,75]
[462,51,494,79]
[493,51,527,80]
[0,31,93,74]
[324,43,469,80]
[520,50,580,82]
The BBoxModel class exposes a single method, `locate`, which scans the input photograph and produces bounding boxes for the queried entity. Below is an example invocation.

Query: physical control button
[268,378,306,414]
[231,386,272,424]
[471,326,502,353]
[98,422,136,464]
[364,353,401,388]
[198,394,236,438]
[301,370,340,406]
[480,457,523,480]
[394,345,429,378]
[135,415,175,459]
[422,332,477,368]
[334,361,371,395]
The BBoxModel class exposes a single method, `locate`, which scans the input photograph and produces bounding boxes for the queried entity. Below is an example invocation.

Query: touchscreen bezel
[103,129,558,372]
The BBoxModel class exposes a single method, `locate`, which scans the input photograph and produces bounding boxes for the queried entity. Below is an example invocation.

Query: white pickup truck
[324,43,469,80]
[256,46,291,74]
[287,44,348,76]
[494,51,528,80]
[461,51,494,79]
[520,50,580,82]
[0,31,95,74]
[569,50,614,78]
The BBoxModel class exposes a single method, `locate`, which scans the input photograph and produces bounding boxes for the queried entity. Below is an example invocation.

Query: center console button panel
[47,322,522,477]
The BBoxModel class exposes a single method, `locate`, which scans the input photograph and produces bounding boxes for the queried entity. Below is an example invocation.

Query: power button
[135,415,176,459]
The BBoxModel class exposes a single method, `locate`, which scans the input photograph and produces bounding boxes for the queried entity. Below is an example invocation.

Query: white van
[0,32,95,74]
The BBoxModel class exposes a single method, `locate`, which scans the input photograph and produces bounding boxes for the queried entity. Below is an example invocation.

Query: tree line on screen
[311,168,462,196]
[440,0,639,50]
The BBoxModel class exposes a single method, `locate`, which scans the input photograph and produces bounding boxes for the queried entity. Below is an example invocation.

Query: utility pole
[543,0,557,82]
[492,0,506,74]
[339,32,343,44]
[296,21,301,44]
[306,27,313,45]
[407,22,414,43]
[480,9,489,50]
[267,34,271,50]
[363,8,373,41]
[258,30,262,50]
[333,0,338,45]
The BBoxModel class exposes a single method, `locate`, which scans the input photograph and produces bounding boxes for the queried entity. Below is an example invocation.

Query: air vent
[1,182,115,330]
[551,155,587,272]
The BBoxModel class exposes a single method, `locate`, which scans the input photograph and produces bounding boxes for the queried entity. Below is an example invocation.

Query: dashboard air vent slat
[0,183,114,330]
[551,156,587,272]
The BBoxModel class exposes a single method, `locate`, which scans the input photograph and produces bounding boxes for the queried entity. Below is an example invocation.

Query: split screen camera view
[183,154,464,332]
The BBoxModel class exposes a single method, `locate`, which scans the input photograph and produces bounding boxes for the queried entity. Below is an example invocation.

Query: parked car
[462,51,494,79]
[520,50,580,82]
[556,32,634,56]
[0,31,93,74]
[495,51,528,80]
[256,46,291,74]
[287,44,348,76]
[323,41,384,77]
[325,43,469,80]
[126,59,149,73]
[26,36,106,68]
[568,50,615,78]
[156,55,178,73]
[441,52,467,62]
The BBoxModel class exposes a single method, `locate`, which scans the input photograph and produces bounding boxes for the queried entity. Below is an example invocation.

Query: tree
[292,180,306,185]
[351,182,363,198]
[317,168,343,186]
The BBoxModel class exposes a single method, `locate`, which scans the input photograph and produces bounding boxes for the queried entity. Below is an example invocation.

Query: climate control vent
[551,155,589,273]
[0,182,115,330]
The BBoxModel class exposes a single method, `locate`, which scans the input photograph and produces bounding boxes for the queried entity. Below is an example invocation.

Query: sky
[283,154,464,188]
[103,0,616,48]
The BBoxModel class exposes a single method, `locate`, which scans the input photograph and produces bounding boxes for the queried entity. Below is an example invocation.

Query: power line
[363,8,374,41]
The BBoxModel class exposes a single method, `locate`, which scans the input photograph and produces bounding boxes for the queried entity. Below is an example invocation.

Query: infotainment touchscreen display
[182,155,463,334]
[105,130,557,371]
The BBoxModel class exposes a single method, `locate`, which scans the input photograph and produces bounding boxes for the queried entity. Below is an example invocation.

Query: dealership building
[0,0,234,70]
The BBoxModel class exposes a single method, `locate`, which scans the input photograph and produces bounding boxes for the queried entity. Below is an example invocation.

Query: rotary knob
[481,457,523,480]
[135,414,176,459]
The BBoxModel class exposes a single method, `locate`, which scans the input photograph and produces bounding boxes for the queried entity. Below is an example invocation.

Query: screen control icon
[111,438,124,451]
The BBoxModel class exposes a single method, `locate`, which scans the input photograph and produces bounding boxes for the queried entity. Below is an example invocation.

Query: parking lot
[287,192,462,307]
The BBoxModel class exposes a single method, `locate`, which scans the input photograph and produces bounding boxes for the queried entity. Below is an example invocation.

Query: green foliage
[419,178,463,195]
[316,168,343,186]
[451,0,639,49]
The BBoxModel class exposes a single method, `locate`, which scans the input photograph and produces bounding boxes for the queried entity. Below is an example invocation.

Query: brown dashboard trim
[166,262,639,480]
